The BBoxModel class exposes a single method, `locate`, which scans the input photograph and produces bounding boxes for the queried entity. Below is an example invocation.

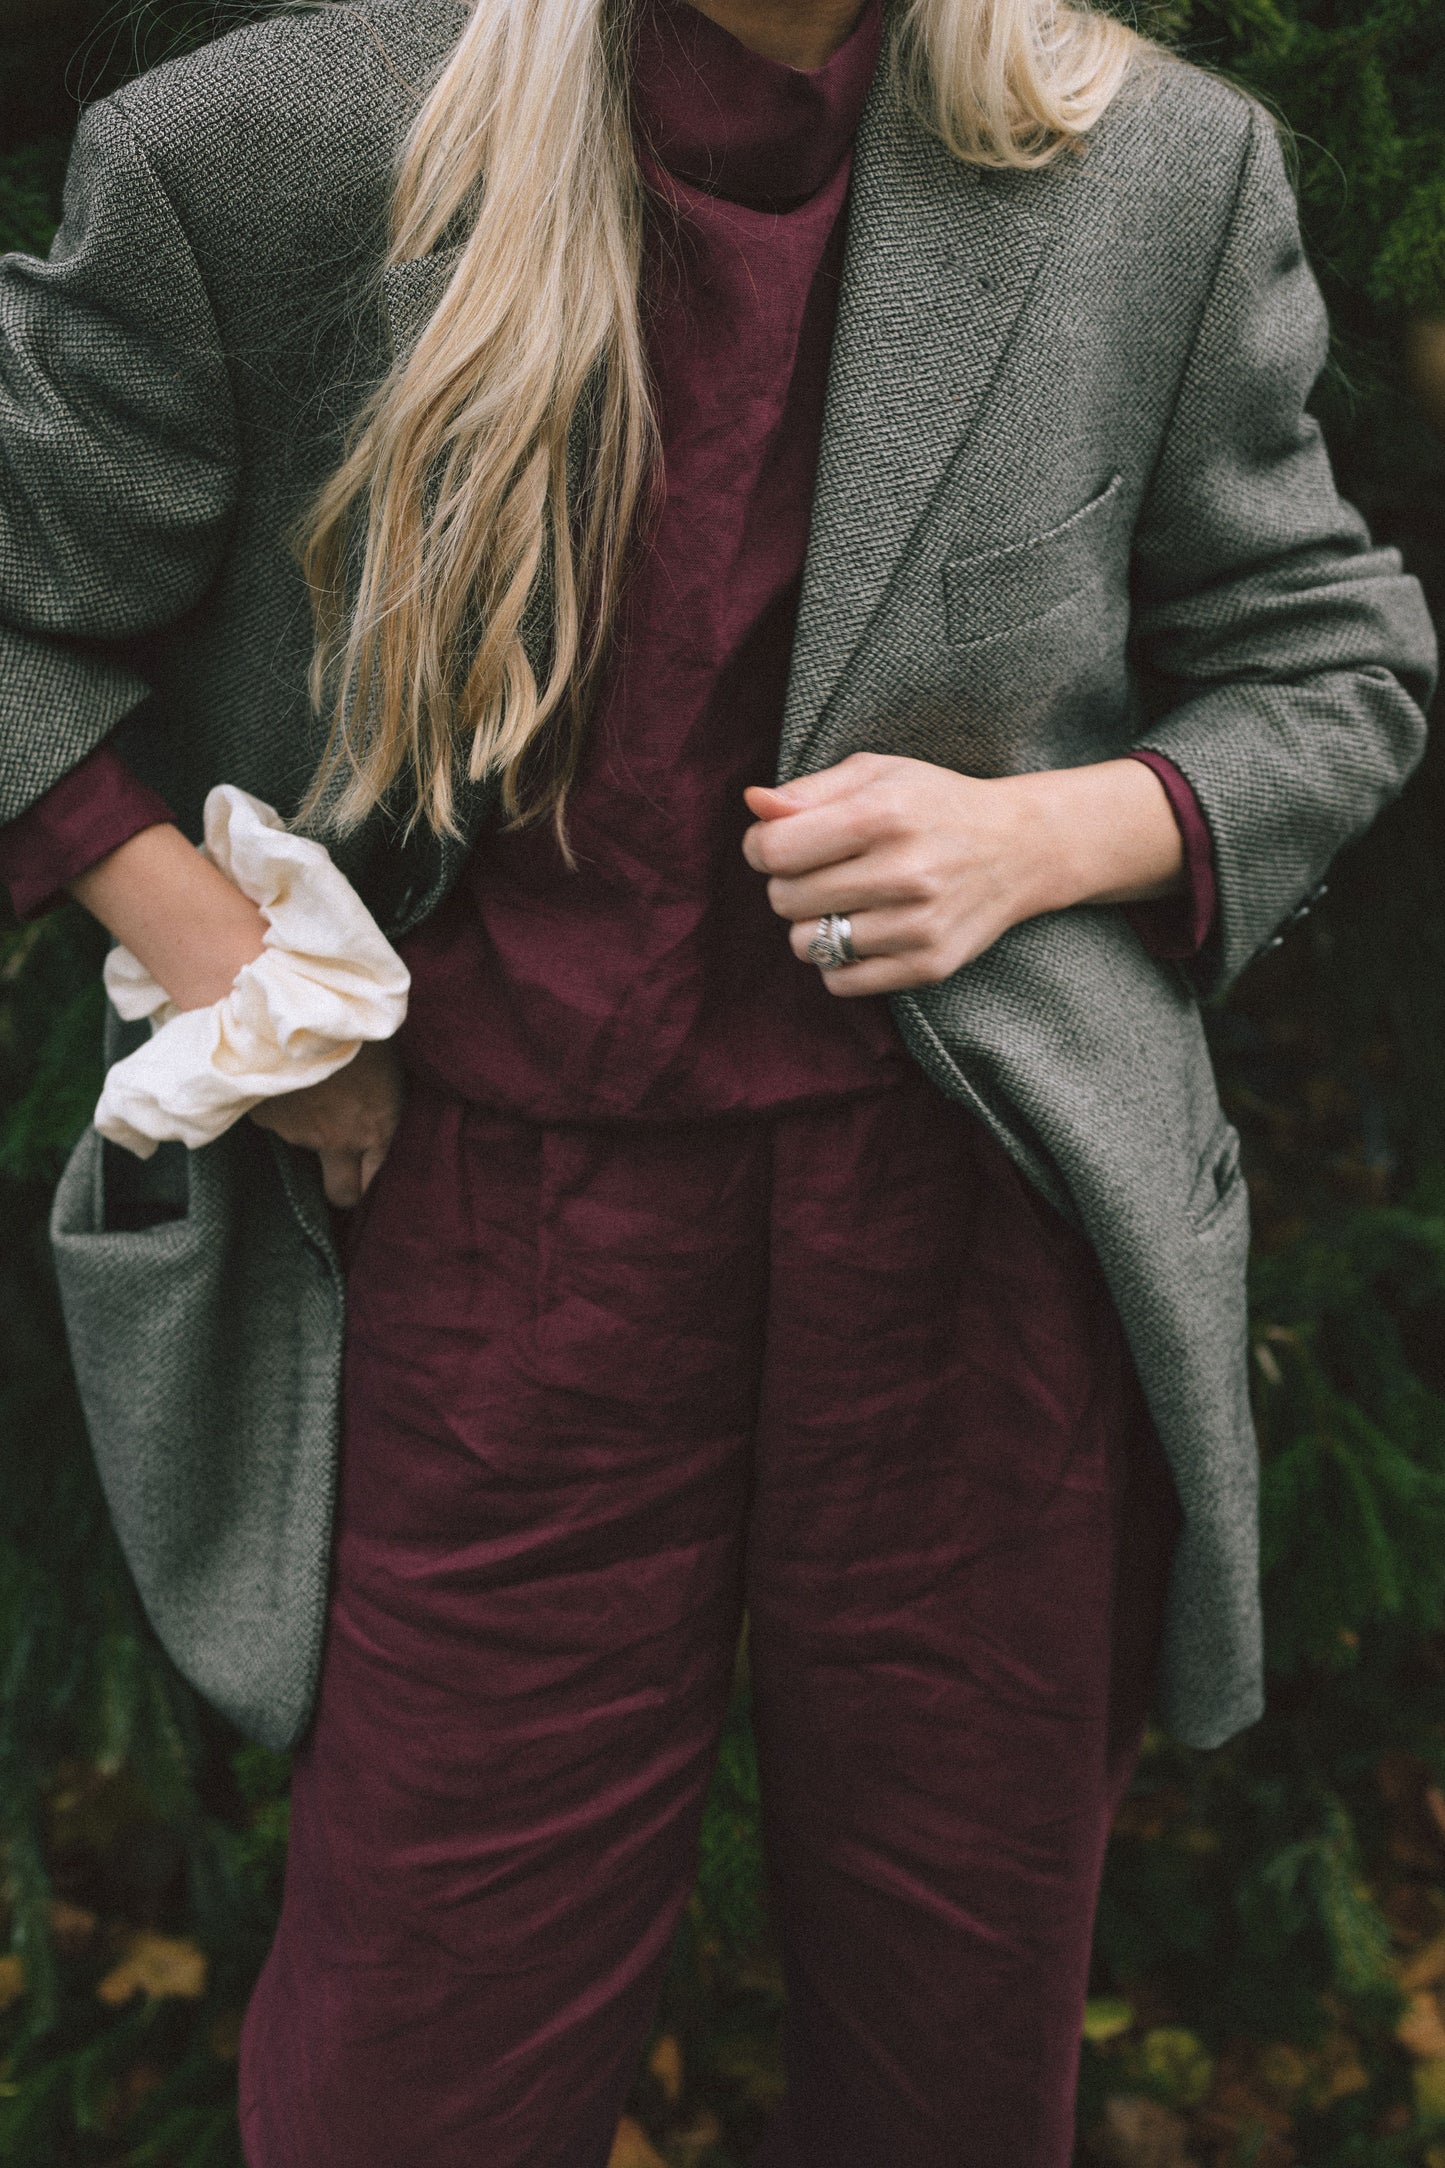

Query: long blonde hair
[302,0,1137,840]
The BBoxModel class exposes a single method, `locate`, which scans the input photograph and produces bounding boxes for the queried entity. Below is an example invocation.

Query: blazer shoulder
[110,0,464,141]
[105,2,461,217]
[100,1,466,266]
[1086,48,1266,219]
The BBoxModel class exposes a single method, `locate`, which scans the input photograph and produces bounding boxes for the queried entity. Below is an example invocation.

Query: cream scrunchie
[94,786,411,1159]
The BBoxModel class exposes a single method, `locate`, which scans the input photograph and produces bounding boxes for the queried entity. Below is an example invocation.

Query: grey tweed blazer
[2,0,1434,1751]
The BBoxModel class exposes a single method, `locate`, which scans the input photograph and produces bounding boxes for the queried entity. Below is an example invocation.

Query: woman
[0,0,1434,2157]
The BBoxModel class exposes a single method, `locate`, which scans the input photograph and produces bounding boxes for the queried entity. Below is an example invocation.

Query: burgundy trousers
[238,1071,1180,2168]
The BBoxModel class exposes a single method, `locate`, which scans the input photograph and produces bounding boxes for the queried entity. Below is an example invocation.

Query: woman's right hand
[249,1039,406,1208]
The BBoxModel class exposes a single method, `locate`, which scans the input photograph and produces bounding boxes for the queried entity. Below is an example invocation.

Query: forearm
[71,823,265,1011]
[1011,758,1186,916]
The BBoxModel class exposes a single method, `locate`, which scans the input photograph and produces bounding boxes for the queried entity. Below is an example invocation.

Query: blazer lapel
[778,70,1054,777]
[384,89,1058,787]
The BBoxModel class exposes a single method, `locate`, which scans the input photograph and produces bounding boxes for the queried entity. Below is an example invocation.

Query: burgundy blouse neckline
[631,0,884,209]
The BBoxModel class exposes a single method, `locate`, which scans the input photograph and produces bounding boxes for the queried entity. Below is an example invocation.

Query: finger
[248,1100,328,1150]
[320,1149,364,1210]
[767,864,922,923]
[785,908,926,966]
[816,953,944,997]
[742,754,883,822]
[249,1105,315,1148]
[247,1082,333,1145]
[742,784,802,822]
[742,797,881,878]
[357,1141,391,1196]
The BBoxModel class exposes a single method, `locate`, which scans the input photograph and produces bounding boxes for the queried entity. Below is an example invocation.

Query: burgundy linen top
[397,0,905,1118]
[0,0,1215,1083]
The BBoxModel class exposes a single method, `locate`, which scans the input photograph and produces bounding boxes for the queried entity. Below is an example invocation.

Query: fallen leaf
[1390,1831,1445,1874]
[1307,2030,1370,2108]
[1400,1929,1445,1993]
[0,1956,24,2013]
[1133,2028,1215,2110]
[1084,1999,1136,2043]
[1192,2064,1295,2153]
[111,2064,165,2126]
[607,2116,668,2168]
[96,1932,208,2007]
[1399,1990,1445,2060]
[646,2032,683,2105]
[1088,2094,1198,2168]
[48,1901,98,1954]
[1416,2059,1445,2121]
[672,2109,723,2164]
[1255,2043,1311,2100]
[1383,1878,1445,1944]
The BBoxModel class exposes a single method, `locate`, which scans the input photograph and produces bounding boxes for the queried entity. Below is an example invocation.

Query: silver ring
[806,913,857,971]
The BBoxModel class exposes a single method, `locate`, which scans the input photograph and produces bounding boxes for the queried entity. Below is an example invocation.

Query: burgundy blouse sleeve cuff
[1121,750,1218,962]
[0,743,176,922]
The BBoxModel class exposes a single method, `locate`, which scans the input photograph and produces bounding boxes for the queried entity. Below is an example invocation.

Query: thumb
[358,1141,390,1196]
[743,784,803,822]
[320,1148,364,1210]
[743,761,862,822]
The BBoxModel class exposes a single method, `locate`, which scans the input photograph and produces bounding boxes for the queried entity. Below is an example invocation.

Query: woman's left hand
[249,1038,406,1208]
[742,750,1185,997]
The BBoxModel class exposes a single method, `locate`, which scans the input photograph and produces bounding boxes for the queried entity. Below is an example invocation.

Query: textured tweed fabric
[3,0,1433,1748]
[51,1106,341,1748]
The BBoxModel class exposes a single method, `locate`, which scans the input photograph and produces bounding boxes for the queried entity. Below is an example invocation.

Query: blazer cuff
[0,741,175,920]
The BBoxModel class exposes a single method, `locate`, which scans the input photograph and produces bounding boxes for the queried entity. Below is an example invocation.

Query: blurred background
[2,2,1445,2161]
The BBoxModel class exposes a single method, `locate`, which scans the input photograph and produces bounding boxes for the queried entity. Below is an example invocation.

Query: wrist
[71,823,267,1011]
[990,769,1091,922]
[997,761,1185,918]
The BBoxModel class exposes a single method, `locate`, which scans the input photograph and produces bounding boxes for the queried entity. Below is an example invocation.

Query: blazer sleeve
[1130,101,1438,996]
[0,95,239,827]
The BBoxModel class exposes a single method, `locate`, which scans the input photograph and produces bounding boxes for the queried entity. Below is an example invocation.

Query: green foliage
[0,937,287,2168]
[2,0,1445,2161]
[692,1654,768,1962]
[1130,0,1445,328]
[0,141,66,257]
[1252,1204,1445,1671]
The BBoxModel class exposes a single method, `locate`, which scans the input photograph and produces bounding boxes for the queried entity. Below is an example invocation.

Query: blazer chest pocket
[943,473,1124,650]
